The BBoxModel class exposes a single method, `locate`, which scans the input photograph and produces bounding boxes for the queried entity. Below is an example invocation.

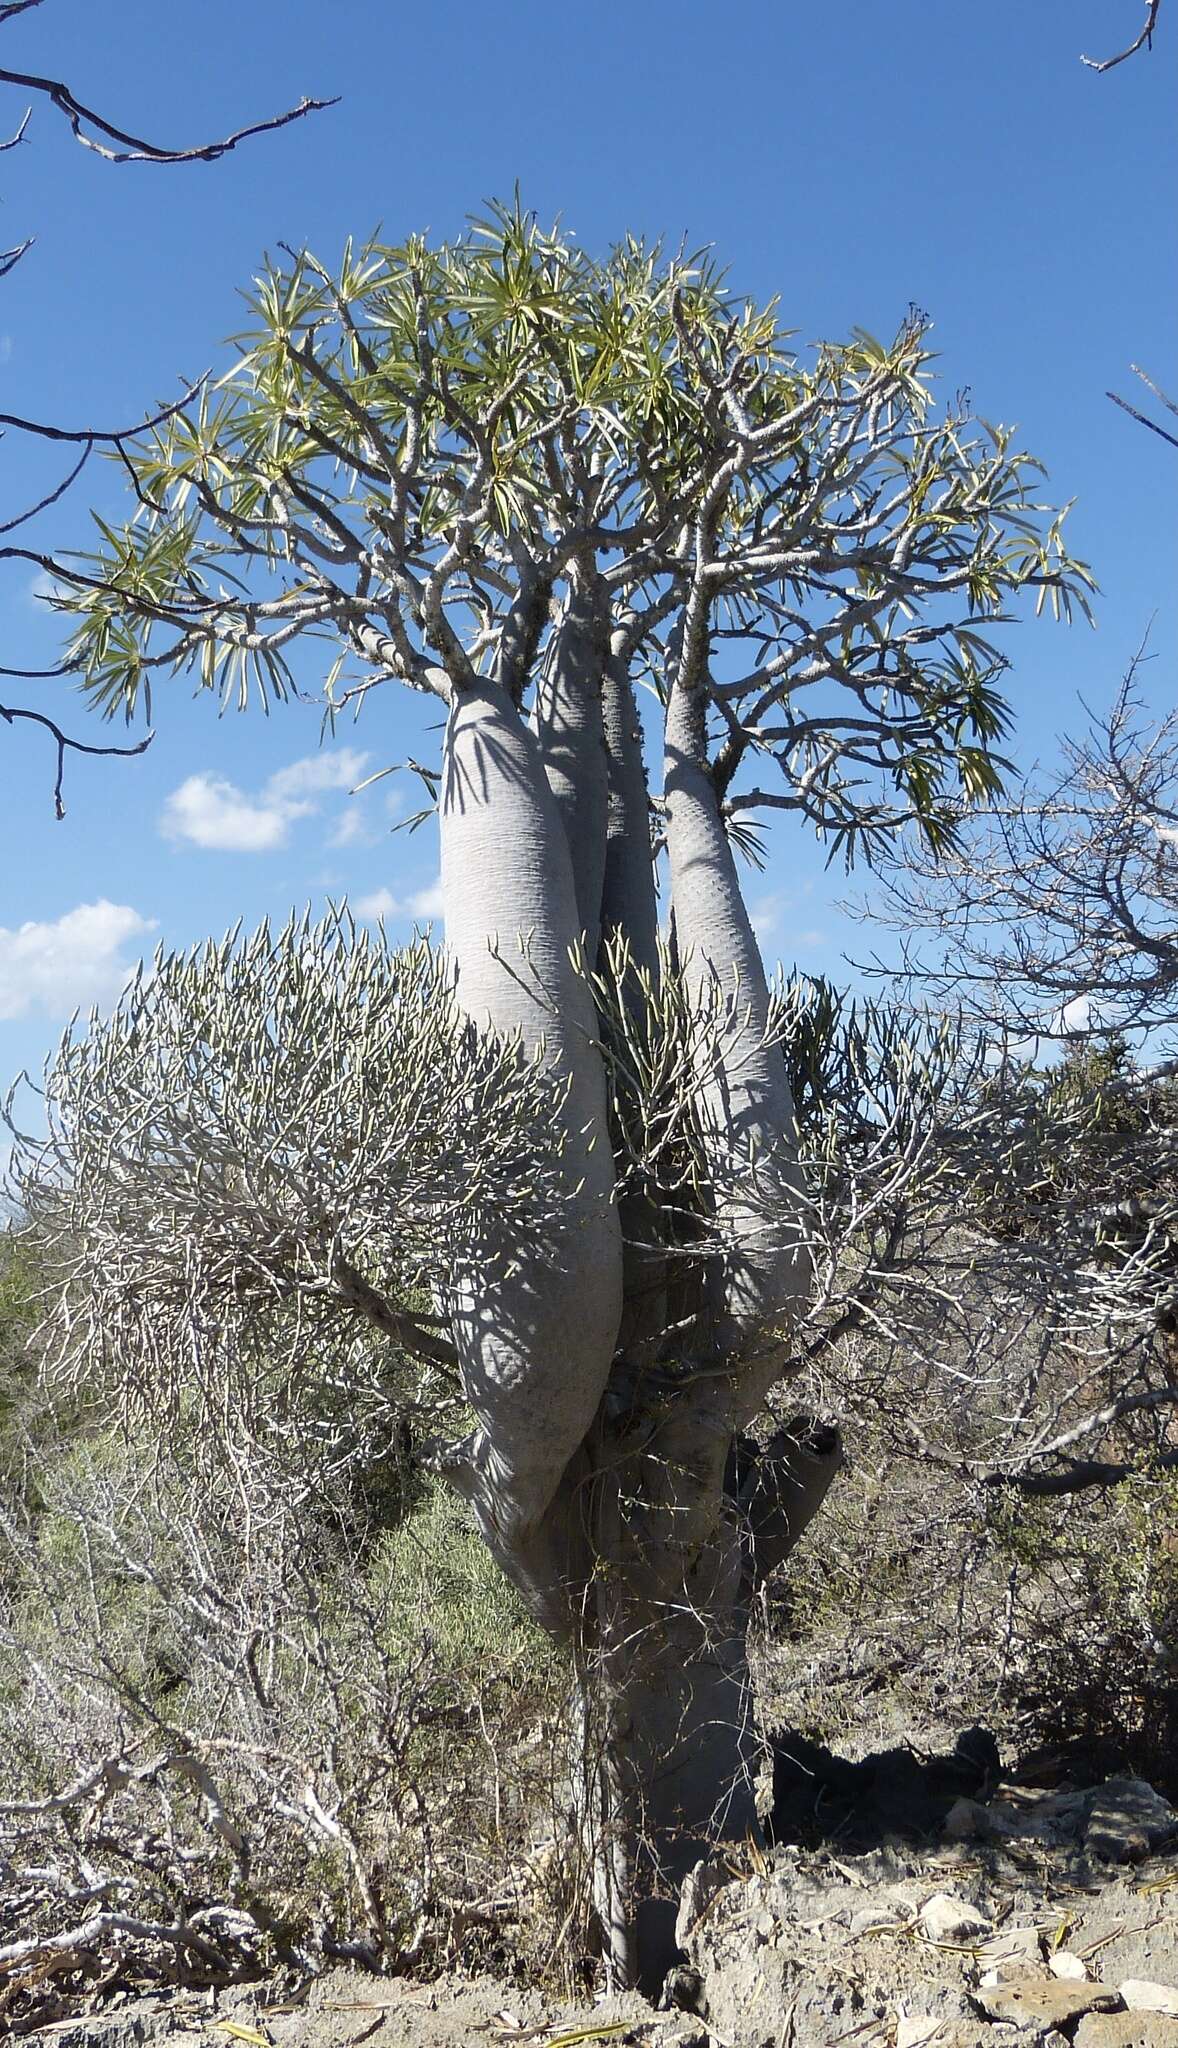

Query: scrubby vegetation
[2,904,1176,2023]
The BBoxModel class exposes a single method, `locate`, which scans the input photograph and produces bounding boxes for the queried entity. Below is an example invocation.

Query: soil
[9,1759,1178,2048]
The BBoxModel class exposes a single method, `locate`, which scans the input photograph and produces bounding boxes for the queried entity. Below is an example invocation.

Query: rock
[15,2011,186,2048]
[1050,1951,1092,1980]
[980,1925,1045,1968]
[896,2025,990,2048]
[896,2019,944,2047]
[850,1902,912,1936]
[1076,2016,1178,2046]
[944,1796,994,1839]
[918,1891,992,1943]
[675,1856,730,1949]
[1122,1984,1178,2020]
[981,1965,1035,1989]
[1086,1780,1178,1863]
[977,1973,1122,2028]
[659,1963,704,2013]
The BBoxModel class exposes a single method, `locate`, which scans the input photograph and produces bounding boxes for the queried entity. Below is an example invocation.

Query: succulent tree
[44,200,1092,1983]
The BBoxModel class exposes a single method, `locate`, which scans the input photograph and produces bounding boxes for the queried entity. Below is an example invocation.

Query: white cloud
[750,895,783,945]
[266,748,369,801]
[748,888,827,958]
[329,805,372,849]
[1057,994,1091,1034]
[161,750,369,854]
[408,876,444,921]
[352,878,444,926]
[353,888,402,921]
[161,773,308,853]
[28,567,63,606]
[0,901,156,1022]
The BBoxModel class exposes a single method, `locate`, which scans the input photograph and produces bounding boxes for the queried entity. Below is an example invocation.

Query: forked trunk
[439,648,825,1992]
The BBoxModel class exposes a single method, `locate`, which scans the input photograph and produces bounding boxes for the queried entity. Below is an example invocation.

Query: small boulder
[977,1974,1121,2028]
[850,1902,912,1937]
[1086,1780,1178,1863]
[896,2020,945,2048]
[1121,1985,1178,2020]
[675,1856,729,1949]
[980,1925,1045,1968]
[1076,2016,1178,2047]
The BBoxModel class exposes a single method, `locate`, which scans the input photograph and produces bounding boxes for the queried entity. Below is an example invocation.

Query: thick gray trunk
[573,1412,841,1990]
[599,647,668,1368]
[600,648,660,982]
[439,679,623,1566]
[663,673,811,1413]
[534,570,610,963]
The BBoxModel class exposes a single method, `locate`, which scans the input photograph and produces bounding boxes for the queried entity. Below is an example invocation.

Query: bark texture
[663,671,812,1407]
[534,570,611,962]
[439,679,623,1572]
[599,647,667,1370]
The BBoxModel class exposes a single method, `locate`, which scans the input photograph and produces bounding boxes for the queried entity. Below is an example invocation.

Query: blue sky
[0,0,1173,1091]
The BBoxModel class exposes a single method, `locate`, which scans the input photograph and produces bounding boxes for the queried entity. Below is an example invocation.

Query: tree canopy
[58,199,1092,863]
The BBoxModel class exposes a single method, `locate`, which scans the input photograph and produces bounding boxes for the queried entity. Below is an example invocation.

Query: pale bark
[600,644,668,1370]
[663,671,812,1406]
[600,646,660,982]
[534,568,610,962]
[575,1412,842,1988]
[439,678,623,1575]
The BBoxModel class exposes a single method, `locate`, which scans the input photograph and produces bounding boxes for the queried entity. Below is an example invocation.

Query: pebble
[1050,1951,1092,1980]
[918,1892,992,1943]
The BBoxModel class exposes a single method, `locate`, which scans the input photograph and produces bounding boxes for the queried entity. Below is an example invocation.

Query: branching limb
[0,53,336,164]
[1082,0,1163,68]
[0,700,151,816]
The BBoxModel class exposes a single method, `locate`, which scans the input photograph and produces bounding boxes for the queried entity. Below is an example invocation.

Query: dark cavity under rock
[767,1725,1002,1850]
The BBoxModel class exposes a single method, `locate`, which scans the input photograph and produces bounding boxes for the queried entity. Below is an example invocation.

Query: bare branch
[0,57,337,163]
[1082,0,1163,68]
[0,378,207,446]
[0,700,151,816]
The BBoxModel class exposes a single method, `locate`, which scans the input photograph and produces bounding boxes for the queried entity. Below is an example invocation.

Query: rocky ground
[7,1759,1178,2048]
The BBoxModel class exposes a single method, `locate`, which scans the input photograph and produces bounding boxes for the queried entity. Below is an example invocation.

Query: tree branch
[1081,0,1163,69]
[0,701,152,816]
[0,50,337,164]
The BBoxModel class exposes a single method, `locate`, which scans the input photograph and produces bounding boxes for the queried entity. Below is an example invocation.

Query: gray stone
[1121,1984,1178,2020]
[918,1891,992,1943]
[1049,1951,1091,1980]
[979,1925,1045,1968]
[1075,2016,1178,2047]
[1086,1780,1178,1863]
[850,1902,912,1936]
[675,1854,730,1949]
[16,2014,194,2048]
[977,1973,1122,2028]
[895,2019,945,2047]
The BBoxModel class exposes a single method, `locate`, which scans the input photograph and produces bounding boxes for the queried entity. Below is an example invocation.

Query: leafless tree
[854,655,1178,1507]
[866,648,1178,1059]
